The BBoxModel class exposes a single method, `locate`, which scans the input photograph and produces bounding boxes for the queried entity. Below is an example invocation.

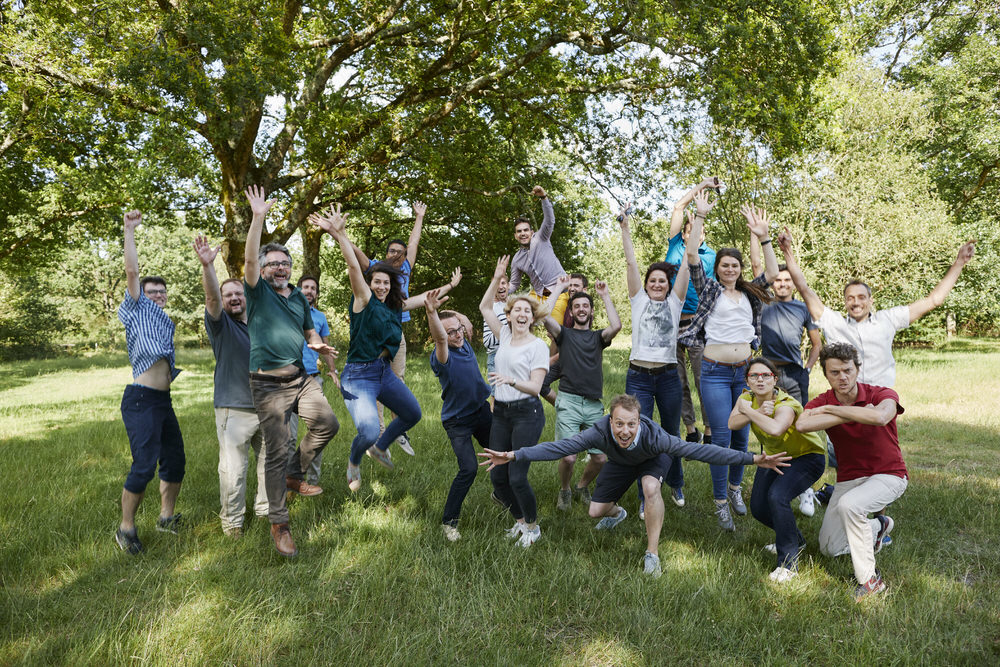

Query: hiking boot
[396,432,415,456]
[270,523,298,557]
[286,476,323,496]
[557,489,572,511]
[715,502,735,532]
[642,551,662,578]
[115,528,143,555]
[155,513,183,534]
[728,486,747,516]
[595,507,628,530]
[573,485,592,505]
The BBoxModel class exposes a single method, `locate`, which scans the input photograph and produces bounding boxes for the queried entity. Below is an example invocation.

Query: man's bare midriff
[134,358,172,391]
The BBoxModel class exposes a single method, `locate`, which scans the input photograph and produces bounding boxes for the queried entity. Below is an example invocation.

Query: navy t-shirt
[430,341,491,422]
[760,299,817,366]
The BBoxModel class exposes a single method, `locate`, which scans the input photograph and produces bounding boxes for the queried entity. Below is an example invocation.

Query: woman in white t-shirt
[619,194,706,514]
[678,205,780,532]
[479,255,553,548]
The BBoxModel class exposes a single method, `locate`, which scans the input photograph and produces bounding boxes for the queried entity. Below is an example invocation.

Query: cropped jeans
[700,358,751,500]
[341,358,422,466]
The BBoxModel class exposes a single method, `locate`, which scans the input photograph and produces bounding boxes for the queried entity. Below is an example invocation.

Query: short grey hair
[258,242,292,267]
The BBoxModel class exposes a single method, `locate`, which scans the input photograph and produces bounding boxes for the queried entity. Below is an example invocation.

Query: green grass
[1,339,999,664]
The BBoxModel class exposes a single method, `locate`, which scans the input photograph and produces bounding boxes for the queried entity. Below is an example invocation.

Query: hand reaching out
[956,240,976,265]
[693,190,715,217]
[413,200,427,219]
[193,234,221,266]
[776,226,794,254]
[492,255,510,281]
[755,452,792,473]
[309,204,348,237]
[594,280,609,298]
[244,185,276,218]
[424,288,448,312]
[477,448,514,471]
[741,205,771,239]
[450,267,462,288]
[307,341,339,358]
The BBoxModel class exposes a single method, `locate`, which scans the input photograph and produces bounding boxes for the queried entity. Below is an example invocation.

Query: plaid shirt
[678,261,771,350]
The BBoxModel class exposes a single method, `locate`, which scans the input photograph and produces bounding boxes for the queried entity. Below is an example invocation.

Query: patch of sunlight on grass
[141,596,222,662]
[37,564,83,595]
[557,637,643,666]
[0,367,130,408]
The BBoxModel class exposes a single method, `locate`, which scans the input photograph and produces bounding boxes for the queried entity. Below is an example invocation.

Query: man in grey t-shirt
[194,235,268,538]
[542,280,622,510]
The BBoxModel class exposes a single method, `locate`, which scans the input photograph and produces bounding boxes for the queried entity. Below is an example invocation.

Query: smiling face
[514,221,533,248]
[143,281,167,309]
[772,270,794,300]
[844,284,873,321]
[610,405,640,448]
[299,278,318,306]
[508,298,534,333]
[645,268,669,302]
[746,361,777,397]
[823,357,859,395]
[441,315,465,348]
[496,276,509,301]
[568,276,585,295]
[369,271,392,302]
[261,250,292,291]
[570,295,593,328]
[716,255,742,287]
[221,281,246,317]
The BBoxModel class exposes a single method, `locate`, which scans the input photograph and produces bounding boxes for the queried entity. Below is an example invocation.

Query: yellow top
[743,389,826,458]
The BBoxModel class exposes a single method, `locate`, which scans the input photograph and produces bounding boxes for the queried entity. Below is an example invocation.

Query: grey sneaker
[557,489,572,511]
[573,485,592,505]
[115,528,143,555]
[518,525,541,548]
[396,432,415,456]
[642,551,662,578]
[595,507,628,530]
[715,502,735,532]
[728,486,747,516]
[505,522,524,539]
[156,513,182,534]
[367,445,394,469]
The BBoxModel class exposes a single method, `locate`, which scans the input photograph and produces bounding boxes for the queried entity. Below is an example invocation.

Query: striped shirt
[483,301,509,354]
[118,290,179,380]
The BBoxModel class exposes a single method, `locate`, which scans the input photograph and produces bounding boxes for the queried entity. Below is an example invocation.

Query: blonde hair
[503,293,547,324]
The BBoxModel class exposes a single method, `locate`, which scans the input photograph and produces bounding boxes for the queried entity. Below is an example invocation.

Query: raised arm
[543,314,562,340]
[403,267,461,311]
[777,228,826,321]
[123,210,142,300]
[309,204,371,309]
[749,234,763,278]
[349,240,372,269]
[669,177,719,238]
[406,200,426,267]
[533,186,554,242]
[480,256,510,338]
[193,234,223,319]
[595,280,622,342]
[907,241,976,324]
[619,203,643,298]
[423,289,451,365]
[679,193,713,300]
[742,205,779,283]
[242,185,277,289]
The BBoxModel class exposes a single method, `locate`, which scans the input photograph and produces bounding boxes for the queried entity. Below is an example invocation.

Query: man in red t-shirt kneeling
[797,342,907,601]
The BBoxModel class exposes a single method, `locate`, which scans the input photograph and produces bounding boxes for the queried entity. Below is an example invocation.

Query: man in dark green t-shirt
[242,185,340,558]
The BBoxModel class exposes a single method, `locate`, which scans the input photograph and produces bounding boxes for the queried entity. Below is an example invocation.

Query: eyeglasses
[263,261,292,269]
[386,248,405,256]
[445,327,463,336]
[145,288,167,296]
[748,372,775,380]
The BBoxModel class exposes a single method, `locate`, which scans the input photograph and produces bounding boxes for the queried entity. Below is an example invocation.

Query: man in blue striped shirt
[115,210,185,555]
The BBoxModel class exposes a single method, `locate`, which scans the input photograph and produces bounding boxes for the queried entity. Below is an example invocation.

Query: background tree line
[0,0,996,358]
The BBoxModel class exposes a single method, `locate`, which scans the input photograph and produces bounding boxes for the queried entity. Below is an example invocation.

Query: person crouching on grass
[479,394,791,577]
[796,342,907,601]
[728,358,825,583]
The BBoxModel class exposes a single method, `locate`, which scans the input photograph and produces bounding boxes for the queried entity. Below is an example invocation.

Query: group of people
[114,179,976,602]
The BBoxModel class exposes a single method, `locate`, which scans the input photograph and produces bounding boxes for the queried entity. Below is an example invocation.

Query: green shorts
[555,391,605,455]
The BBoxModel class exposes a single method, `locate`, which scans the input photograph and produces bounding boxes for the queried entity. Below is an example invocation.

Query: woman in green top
[311,205,459,492]
[729,358,825,583]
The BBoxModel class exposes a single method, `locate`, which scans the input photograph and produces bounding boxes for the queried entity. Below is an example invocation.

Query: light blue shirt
[301,306,331,375]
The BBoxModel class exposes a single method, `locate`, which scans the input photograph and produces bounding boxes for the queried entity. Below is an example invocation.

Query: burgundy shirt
[806,383,908,482]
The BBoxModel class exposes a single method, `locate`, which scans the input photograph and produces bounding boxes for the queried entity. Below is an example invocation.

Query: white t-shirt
[629,290,683,364]
[494,325,549,402]
[817,305,910,387]
[705,291,755,346]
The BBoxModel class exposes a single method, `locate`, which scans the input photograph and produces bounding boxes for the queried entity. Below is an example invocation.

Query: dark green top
[244,278,314,371]
[348,295,402,363]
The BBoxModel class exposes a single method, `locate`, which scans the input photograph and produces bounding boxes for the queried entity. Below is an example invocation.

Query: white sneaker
[769,566,797,583]
[798,488,816,517]
[518,525,541,548]
[763,543,778,554]
[442,524,461,542]
[396,432,415,456]
[505,522,524,539]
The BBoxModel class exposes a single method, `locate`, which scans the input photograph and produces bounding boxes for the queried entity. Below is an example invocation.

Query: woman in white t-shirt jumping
[679,205,780,532]
[479,255,555,548]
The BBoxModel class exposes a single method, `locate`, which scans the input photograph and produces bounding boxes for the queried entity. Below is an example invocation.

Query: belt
[495,397,539,409]
[703,356,750,368]
[250,369,304,383]
[629,362,677,375]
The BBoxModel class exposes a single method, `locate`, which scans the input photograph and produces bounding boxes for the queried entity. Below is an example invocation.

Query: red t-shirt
[805,383,908,482]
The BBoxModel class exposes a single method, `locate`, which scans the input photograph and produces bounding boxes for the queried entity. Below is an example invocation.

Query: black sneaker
[815,483,835,506]
[156,513,183,534]
[703,433,712,445]
[685,429,701,443]
[115,528,143,555]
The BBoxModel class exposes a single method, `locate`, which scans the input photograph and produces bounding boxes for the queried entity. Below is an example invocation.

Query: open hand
[309,203,348,237]
[245,185,276,217]
[413,200,427,219]
[307,342,339,358]
[193,234,221,266]
[493,255,510,281]
[477,448,514,471]
[754,451,792,473]
[424,288,448,312]
[693,190,715,217]
[450,267,462,288]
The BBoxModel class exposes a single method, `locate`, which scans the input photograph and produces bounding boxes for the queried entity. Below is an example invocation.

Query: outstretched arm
[123,210,142,300]
[193,234,223,319]
[596,280,622,342]
[243,185,276,289]
[749,234,763,279]
[619,203,643,298]
[742,205,779,283]
[406,200,426,267]
[424,289,451,365]
[908,241,976,324]
[309,204,372,310]
[777,228,826,321]
[480,256,510,338]
[533,186,555,242]
[403,267,461,311]
[669,177,719,238]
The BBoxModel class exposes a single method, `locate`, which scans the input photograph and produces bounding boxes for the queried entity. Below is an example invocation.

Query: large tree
[2,0,839,280]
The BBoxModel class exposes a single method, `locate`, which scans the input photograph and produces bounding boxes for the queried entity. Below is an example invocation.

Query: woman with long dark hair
[310,205,460,491]
[679,205,780,531]
[729,358,825,582]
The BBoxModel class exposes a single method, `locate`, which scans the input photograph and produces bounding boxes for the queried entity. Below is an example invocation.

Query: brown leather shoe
[270,523,298,557]
[286,476,323,496]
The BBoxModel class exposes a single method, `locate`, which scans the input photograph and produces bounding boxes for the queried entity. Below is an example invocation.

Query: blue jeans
[489,397,545,524]
[749,453,825,568]
[626,367,683,491]
[441,403,493,526]
[341,358,422,465]
[700,359,751,500]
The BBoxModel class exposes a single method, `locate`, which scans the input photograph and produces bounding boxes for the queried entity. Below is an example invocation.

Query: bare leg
[577,453,606,489]
[641,476,664,556]
[558,454,576,491]
[589,501,622,519]
[159,480,181,518]
[120,489,143,531]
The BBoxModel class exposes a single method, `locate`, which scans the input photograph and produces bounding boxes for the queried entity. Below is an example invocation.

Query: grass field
[1,339,998,665]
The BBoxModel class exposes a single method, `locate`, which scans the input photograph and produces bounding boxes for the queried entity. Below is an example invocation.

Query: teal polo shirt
[244,278,314,371]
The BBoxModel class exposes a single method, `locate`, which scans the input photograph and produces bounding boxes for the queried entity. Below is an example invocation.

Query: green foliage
[0,274,64,360]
